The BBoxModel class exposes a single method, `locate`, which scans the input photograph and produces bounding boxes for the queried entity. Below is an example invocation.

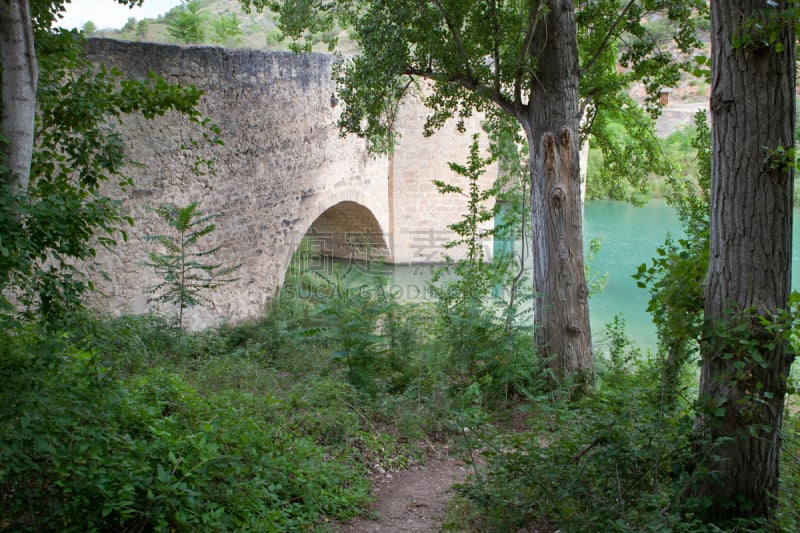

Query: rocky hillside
[89,0,358,53]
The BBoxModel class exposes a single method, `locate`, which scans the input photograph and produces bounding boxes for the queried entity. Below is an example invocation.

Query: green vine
[732,1,800,54]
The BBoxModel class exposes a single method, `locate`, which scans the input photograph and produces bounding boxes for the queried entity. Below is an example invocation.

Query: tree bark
[524,0,593,383]
[0,0,37,193]
[690,0,795,522]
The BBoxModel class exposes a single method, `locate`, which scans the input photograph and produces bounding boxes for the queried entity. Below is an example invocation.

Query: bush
[454,323,699,532]
[0,327,370,531]
[642,18,677,45]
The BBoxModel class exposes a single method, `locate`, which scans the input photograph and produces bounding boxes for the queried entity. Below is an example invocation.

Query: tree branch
[405,66,518,119]
[490,0,501,94]
[515,0,545,109]
[572,437,601,464]
[580,0,636,77]
[432,0,475,81]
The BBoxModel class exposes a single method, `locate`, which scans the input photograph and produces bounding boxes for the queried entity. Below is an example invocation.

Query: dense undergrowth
[0,242,541,531]
[445,322,800,533]
[4,274,798,532]
[0,312,379,532]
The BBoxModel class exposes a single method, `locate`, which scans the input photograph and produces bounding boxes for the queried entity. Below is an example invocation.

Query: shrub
[430,134,545,408]
[0,327,370,531]
[143,202,240,331]
[454,323,698,532]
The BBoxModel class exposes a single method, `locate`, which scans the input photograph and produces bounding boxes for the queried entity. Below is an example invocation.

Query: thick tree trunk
[690,0,795,522]
[0,0,37,193]
[524,0,592,382]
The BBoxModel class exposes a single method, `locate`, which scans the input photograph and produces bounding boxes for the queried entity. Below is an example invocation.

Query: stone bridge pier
[85,39,496,329]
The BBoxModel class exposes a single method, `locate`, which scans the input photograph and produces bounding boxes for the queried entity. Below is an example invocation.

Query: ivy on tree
[687,0,797,524]
[144,202,240,331]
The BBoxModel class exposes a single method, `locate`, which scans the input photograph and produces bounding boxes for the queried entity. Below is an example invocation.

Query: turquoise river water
[584,200,800,351]
[383,200,800,353]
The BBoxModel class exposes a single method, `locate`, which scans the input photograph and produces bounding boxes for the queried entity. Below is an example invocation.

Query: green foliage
[264,27,283,46]
[450,318,800,533]
[0,324,371,531]
[0,27,212,327]
[428,134,544,408]
[167,0,207,44]
[764,143,798,175]
[210,13,244,45]
[776,408,800,530]
[432,135,498,265]
[81,20,97,35]
[578,1,706,115]
[144,202,240,331]
[584,110,705,204]
[682,301,799,526]
[136,19,150,38]
[243,0,341,53]
[641,16,679,45]
[452,322,700,532]
[122,16,137,32]
[584,108,673,205]
[280,237,437,401]
[584,236,609,297]
[732,1,800,54]
[577,1,706,196]
[633,111,710,406]
[302,267,395,394]
[252,0,704,153]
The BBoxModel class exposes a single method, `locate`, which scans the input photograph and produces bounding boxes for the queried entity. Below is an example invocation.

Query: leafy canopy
[245,0,705,161]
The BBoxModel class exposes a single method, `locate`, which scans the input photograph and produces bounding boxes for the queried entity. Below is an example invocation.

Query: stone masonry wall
[84,39,496,329]
[390,87,498,265]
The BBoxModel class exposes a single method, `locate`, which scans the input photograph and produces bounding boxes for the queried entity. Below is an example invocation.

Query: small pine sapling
[144,202,240,330]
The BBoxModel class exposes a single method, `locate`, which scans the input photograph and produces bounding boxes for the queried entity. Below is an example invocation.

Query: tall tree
[166,0,206,44]
[0,0,37,193]
[247,0,703,381]
[688,0,796,523]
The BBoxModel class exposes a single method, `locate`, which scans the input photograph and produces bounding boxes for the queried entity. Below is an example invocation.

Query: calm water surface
[383,200,800,353]
[584,200,800,351]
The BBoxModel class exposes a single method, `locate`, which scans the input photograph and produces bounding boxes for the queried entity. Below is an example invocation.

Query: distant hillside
[88,0,358,53]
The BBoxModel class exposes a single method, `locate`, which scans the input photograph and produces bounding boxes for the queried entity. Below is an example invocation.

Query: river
[317,200,800,353]
[586,200,800,351]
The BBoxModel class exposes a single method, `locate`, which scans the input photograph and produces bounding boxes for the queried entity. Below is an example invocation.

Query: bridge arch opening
[297,201,389,265]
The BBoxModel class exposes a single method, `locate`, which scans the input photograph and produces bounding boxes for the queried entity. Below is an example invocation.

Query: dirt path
[338,458,470,532]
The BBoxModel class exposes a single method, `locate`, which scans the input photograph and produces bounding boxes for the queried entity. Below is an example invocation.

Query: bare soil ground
[337,457,470,532]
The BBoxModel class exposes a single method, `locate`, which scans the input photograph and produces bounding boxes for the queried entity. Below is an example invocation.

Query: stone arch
[300,201,389,261]
[279,199,390,286]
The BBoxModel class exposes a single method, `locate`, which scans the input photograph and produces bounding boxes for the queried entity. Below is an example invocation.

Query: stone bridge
[85,39,497,328]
